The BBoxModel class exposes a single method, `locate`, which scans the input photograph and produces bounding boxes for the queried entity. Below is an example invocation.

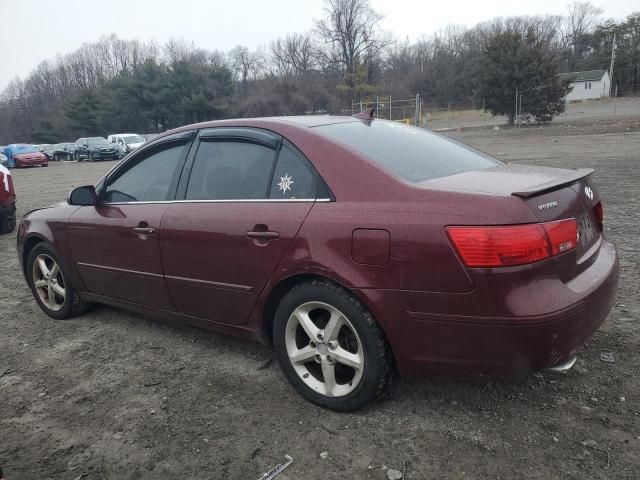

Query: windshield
[314,120,502,183]
[87,138,110,146]
[123,135,144,144]
[11,145,38,154]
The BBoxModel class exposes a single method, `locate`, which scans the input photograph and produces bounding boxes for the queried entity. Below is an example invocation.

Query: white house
[559,70,611,101]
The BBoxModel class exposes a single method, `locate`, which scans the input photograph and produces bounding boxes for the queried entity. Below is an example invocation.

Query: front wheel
[0,210,16,234]
[273,280,391,411]
[27,242,91,319]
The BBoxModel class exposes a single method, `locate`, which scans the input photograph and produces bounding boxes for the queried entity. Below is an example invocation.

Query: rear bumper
[358,240,619,376]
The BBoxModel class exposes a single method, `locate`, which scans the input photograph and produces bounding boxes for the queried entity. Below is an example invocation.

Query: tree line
[0,0,638,143]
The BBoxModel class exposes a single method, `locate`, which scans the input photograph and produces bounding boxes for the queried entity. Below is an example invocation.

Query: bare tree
[228,46,263,98]
[315,0,384,77]
[566,1,603,67]
[269,33,316,77]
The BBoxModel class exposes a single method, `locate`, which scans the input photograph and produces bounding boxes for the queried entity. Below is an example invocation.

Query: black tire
[0,212,15,234]
[26,242,91,320]
[273,280,391,411]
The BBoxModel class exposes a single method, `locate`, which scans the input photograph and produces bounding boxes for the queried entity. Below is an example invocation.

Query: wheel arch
[259,273,398,368]
[21,234,48,278]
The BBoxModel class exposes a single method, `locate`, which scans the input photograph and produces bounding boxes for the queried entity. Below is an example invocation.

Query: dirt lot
[1,121,639,479]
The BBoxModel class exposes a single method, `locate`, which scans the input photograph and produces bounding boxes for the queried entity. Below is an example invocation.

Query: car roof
[163,115,360,136]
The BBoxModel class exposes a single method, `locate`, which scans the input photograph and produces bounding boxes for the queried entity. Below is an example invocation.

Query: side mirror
[68,185,97,206]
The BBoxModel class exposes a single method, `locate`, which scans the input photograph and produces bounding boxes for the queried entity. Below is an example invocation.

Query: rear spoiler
[511,168,594,198]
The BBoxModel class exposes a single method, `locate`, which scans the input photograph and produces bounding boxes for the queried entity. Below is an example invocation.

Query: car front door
[68,132,194,309]
[160,128,321,325]
[75,140,85,159]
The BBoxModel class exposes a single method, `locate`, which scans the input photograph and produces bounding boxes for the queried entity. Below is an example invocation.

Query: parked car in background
[53,143,77,161]
[0,151,8,167]
[74,137,119,161]
[3,144,48,168]
[16,114,619,411]
[0,163,16,233]
[37,144,55,160]
[107,133,146,157]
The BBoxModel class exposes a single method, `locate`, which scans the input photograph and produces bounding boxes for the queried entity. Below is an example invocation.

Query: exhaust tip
[545,355,577,374]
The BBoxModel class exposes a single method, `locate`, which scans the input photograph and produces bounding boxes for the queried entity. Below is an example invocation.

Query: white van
[107,133,146,157]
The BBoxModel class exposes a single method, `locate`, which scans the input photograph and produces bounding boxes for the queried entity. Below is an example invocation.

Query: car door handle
[133,226,155,234]
[246,230,280,240]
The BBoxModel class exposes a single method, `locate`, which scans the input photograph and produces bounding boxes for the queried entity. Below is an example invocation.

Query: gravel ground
[1,121,639,479]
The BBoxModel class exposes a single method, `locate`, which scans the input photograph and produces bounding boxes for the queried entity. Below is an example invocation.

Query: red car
[0,164,16,233]
[5,144,48,168]
[16,113,619,411]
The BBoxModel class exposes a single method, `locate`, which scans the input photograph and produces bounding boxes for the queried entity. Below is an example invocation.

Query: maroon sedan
[17,114,618,411]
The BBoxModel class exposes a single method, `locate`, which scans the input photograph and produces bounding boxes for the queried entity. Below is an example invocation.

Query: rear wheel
[273,280,391,411]
[27,242,91,319]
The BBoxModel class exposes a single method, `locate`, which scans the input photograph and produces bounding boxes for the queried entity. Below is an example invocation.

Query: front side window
[186,141,276,200]
[269,146,315,199]
[103,143,185,202]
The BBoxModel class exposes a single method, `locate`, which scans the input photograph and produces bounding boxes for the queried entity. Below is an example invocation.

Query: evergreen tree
[476,28,568,124]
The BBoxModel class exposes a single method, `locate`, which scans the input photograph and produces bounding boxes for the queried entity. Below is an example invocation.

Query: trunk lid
[422,164,602,278]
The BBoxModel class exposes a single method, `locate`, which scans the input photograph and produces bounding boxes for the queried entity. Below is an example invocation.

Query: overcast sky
[0,0,636,92]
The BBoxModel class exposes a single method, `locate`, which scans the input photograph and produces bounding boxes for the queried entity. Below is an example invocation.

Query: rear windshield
[314,120,502,182]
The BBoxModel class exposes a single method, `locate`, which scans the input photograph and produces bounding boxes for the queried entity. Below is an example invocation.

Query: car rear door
[68,132,194,309]
[160,128,320,325]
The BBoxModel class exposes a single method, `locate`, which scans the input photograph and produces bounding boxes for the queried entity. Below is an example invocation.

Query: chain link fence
[345,86,640,131]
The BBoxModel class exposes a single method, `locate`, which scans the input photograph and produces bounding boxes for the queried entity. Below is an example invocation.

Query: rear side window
[103,143,185,202]
[314,121,502,182]
[186,141,276,200]
[269,146,315,199]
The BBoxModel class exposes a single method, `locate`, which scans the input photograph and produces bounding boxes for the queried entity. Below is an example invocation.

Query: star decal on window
[278,173,294,194]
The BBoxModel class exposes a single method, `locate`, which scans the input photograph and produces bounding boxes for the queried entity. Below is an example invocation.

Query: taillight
[543,219,577,255]
[447,218,577,268]
[593,201,604,230]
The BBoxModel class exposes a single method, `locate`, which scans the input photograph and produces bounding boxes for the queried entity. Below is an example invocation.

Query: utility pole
[483,97,486,128]
[515,87,518,127]
[519,93,523,128]
[609,32,616,97]
[389,96,392,121]
[414,94,421,126]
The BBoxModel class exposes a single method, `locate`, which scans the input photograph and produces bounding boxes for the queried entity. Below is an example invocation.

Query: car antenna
[352,107,376,120]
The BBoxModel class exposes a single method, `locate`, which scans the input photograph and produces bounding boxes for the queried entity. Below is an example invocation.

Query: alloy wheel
[284,301,364,397]
[32,254,66,311]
